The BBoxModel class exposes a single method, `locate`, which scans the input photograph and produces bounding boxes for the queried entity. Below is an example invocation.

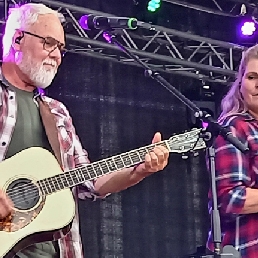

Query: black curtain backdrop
[48,52,210,258]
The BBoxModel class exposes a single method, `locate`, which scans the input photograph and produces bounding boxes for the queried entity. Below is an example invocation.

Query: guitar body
[0,147,75,258]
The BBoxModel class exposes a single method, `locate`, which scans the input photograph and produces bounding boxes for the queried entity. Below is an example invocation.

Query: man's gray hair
[2,3,60,60]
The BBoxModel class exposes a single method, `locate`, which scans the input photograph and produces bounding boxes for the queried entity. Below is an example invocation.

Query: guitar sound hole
[7,178,40,210]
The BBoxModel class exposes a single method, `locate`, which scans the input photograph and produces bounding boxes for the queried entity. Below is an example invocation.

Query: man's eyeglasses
[21,31,67,56]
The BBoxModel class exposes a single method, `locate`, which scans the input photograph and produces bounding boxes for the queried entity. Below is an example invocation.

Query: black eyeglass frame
[21,30,67,55]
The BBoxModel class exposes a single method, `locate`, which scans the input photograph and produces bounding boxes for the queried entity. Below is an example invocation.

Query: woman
[207,44,258,258]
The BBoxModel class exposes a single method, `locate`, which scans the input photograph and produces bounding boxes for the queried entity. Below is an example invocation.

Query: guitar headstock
[167,128,206,153]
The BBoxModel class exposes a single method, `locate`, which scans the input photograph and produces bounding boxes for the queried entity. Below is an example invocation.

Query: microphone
[79,15,138,30]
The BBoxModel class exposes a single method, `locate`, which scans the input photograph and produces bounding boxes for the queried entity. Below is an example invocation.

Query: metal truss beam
[163,0,257,17]
[163,0,240,17]
[7,0,245,85]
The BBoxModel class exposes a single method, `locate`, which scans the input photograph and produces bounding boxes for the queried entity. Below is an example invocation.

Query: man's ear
[14,36,22,44]
[12,31,24,50]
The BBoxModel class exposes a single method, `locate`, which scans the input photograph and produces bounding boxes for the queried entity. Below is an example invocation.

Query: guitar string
[3,138,200,205]
[3,155,142,206]
[4,141,165,196]
[3,143,163,204]
[2,138,200,206]
[3,170,104,206]
[3,136,200,205]
[4,143,151,196]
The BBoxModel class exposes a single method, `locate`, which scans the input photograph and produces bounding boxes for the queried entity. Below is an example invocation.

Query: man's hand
[94,132,170,195]
[0,189,13,219]
[134,132,169,177]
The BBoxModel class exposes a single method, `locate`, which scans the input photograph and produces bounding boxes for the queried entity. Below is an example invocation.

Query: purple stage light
[241,21,256,36]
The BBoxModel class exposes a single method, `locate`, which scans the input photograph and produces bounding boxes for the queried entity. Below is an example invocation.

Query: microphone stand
[102,30,248,258]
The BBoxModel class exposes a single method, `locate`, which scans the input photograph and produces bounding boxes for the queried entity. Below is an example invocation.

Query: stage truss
[6,0,246,85]
[164,0,257,18]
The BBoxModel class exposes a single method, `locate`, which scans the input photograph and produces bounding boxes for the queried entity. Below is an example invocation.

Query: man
[0,3,169,258]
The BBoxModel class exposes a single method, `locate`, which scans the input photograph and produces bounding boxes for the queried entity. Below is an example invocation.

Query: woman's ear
[239,82,244,100]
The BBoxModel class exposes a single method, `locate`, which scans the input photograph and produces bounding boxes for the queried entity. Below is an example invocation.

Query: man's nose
[49,46,62,59]
[48,46,62,64]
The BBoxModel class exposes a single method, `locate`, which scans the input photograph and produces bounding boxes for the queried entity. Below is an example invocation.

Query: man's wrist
[131,164,150,182]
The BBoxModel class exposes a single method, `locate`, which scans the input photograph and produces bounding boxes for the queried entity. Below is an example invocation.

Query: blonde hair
[2,3,60,60]
[219,44,258,122]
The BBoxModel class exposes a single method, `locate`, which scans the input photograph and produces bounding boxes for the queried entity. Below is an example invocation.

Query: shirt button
[1,142,6,146]
[9,96,13,100]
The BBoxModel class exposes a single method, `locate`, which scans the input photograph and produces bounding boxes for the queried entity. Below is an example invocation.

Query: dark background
[41,0,247,257]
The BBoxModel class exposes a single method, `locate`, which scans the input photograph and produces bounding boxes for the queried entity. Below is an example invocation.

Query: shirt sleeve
[57,100,106,201]
[72,132,107,201]
[210,116,252,215]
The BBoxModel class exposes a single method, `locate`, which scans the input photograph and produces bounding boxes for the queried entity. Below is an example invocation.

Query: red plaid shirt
[207,113,258,258]
[0,78,101,257]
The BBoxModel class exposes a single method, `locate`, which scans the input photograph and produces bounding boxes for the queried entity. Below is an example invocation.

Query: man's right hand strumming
[0,189,13,218]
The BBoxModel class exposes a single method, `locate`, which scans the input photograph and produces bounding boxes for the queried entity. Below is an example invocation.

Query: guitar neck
[37,140,169,195]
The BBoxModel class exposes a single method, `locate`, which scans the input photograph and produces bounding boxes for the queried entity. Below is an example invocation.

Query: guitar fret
[98,160,109,174]
[50,176,56,192]
[160,142,167,148]
[77,167,87,182]
[105,158,117,171]
[59,174,66,189]
[66,173,75,187]
[111,157,118,170]
[50,177,58,193]
[92,163,101,178]
[72,170,81,185]
[96,162,104,176]
[121,153,132,166]
[130,151,142,163]
[62,173,70,188]
[38,180,48,195]
[87,165,98,180]
[113,155,124,170]
[138,148,148,159]
[52,176,61,191]
[45,178,52,194]
[128,152,133,164]
[146,145,154,152]
[56,175,63,190]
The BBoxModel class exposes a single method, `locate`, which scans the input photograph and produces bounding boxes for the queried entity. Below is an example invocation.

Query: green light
[147,0,161,12]
[147,6,156,12]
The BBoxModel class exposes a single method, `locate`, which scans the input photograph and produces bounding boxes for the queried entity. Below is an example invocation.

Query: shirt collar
[242,112,256,121]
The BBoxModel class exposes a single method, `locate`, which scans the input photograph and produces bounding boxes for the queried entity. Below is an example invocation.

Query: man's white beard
[16,52,57,89]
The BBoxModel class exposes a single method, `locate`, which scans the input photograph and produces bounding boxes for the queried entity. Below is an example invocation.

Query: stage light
[241,21,256,36]
[147,0,161,12]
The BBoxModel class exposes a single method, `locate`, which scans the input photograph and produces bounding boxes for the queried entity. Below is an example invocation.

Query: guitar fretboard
[37,141,168,195]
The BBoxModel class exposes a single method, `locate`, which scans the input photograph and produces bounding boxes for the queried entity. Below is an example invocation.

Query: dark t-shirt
[4,82,58,258]
[5,84,50,159]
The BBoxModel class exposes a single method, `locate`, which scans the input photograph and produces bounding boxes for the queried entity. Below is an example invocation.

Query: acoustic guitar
[0,128,206,258]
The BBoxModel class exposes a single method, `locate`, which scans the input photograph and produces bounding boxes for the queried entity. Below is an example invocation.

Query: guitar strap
[36,95,62,167]
[35,95,75,257]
